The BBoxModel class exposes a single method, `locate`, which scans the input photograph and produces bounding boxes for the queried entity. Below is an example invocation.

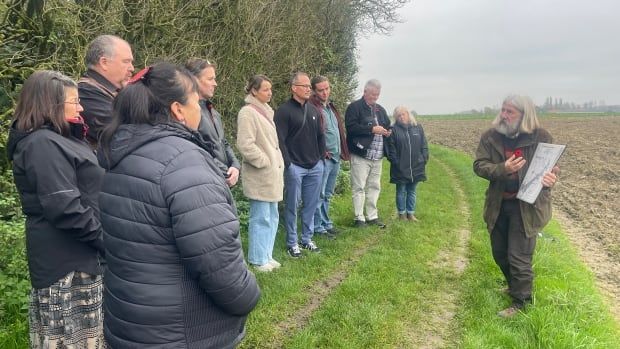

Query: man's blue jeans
[248,200,279,265]
[284,161,324,247]
[395,182,419,214]
[314,158,340,232]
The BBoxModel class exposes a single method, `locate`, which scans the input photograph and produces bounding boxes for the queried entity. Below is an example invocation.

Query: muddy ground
[421,115,620,319]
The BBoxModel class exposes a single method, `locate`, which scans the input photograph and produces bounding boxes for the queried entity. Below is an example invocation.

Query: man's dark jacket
[78,69,118,145]
[274,98,326,169]
[344,97,391,157]
[98,123,260,349]
[198,100,240,177]
[473,128,554,238]
[7,125,104,289]
[308,95,350,161]
[386,122,429,184]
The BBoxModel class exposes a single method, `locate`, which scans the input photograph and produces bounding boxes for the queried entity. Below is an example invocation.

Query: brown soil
[422,115,620,320]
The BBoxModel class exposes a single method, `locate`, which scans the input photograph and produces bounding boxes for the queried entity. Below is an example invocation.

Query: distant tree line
[459,98,620,116]
[0,0,409,218]
[541,97,619,112]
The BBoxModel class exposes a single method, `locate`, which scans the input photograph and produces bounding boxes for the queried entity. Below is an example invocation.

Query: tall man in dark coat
[79,35,134,147]
[474,94,559,318]
[275,72,326,258]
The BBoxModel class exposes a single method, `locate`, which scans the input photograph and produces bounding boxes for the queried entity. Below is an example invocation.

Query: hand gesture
[504,154,526,174]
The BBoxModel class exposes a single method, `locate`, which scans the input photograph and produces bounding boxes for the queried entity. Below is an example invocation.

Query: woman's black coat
[386,122,429,184]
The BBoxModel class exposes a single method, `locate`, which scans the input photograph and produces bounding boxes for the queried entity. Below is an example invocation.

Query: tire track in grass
[271,230,383,348]
[403,158,471,349]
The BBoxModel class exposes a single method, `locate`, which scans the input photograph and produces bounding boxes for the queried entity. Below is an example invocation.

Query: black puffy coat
[98,123,260,349]
[7,126,104,289]
[386,122,429,184]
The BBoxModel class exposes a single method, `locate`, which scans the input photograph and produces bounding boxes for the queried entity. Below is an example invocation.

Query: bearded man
[473,95,560,318]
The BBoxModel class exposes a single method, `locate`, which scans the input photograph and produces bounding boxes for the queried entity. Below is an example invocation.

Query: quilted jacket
[99,122,260,348]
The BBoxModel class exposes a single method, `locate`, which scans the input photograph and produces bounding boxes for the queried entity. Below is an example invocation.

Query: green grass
[1,145,618,348]
[238,145,620,348]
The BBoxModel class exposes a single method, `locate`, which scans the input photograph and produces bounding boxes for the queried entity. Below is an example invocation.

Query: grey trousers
[490,199,537,306]
[350,154,383,221]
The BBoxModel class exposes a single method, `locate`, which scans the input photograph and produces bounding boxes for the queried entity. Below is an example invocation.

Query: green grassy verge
[432,145,620,349]
[239,145,620,348]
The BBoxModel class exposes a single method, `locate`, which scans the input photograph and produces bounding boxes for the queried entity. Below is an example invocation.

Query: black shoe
[354,220,367,228]
[315,231,336,240]
[367,218,386,228]
[300,240,321,253]
[326,227,340,235]
[287,245,302,258]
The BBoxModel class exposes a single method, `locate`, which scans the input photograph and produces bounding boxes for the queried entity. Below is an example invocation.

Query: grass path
[236,145,620,348]
[270,231,383,348]
[401,157,472,348]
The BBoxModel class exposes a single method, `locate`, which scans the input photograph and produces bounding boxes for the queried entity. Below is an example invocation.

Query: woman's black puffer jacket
[98,123,260,349]
[386,122,429,184]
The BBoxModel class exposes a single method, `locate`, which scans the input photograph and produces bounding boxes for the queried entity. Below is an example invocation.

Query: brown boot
[398,213,407,220]
[497,305,521,318]
[407,213,418,222]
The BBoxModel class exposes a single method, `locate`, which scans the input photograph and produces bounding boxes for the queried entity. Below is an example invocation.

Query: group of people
[7,33,560,348]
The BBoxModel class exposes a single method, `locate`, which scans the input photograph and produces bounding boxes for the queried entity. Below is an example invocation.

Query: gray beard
[495,119,520,138]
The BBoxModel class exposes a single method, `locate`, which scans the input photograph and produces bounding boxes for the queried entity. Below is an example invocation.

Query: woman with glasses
[7,70,106,348]
[98,62,260,348]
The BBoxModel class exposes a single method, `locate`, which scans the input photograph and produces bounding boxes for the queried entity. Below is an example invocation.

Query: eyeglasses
[64,98,80,105]
[294,84,312,89]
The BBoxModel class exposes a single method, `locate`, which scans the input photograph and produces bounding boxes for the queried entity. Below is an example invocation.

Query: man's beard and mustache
[495,117,521,138]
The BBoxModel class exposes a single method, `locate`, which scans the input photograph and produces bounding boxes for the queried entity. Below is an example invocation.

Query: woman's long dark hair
[99,62,197,158]
[12,70,76,136]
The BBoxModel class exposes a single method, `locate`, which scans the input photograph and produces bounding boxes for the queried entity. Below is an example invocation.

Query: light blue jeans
[395,182,418,214]
[314,158,340,233]
[284,161,324,247]
[248,200,279,265]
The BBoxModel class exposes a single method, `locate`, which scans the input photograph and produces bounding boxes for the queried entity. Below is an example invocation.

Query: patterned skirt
[29,271,106,349]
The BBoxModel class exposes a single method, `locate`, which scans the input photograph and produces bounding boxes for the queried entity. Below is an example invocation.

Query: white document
[517,142,566,204]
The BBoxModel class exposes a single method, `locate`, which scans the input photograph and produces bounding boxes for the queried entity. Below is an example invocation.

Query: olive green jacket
[473,128,553,238]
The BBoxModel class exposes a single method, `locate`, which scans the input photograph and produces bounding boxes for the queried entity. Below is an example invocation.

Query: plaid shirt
[365,106,383,160]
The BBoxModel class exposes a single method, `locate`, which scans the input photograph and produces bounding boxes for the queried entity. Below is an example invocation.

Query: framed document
[517,142,566,204]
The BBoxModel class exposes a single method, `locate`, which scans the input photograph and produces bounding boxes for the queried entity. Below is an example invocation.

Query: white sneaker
[268,259,281,268]
[253,263,275,272]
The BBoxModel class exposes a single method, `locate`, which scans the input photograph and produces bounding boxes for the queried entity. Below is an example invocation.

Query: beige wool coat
[237,95,284,202]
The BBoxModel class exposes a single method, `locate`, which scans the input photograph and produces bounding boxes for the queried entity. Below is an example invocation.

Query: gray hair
[393,106,417,126]
[492,94,540,134]
[290,72,309,86]
[364,79,381,91]
[85,35,126,69]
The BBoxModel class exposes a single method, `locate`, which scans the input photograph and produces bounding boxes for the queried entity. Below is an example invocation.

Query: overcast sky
[355,0,620,115]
